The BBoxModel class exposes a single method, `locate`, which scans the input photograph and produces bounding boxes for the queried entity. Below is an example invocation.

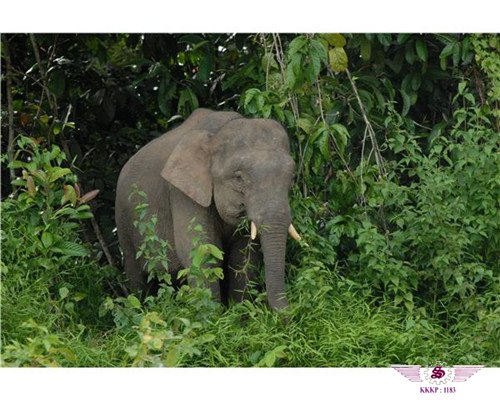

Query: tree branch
[346,68,387,178]
[2,36,16,183]
[90,215,116,269]
[29,34,58,117]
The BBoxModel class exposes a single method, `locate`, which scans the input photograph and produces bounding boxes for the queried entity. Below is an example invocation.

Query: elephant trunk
[259,221,289,310]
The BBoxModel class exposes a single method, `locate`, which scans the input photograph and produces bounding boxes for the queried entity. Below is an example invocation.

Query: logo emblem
[393,363,482,384]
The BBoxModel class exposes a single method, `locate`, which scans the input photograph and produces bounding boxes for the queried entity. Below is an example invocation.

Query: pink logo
[393,364,483,384]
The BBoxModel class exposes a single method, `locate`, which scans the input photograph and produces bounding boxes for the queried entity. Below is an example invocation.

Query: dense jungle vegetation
[1,33,499,367]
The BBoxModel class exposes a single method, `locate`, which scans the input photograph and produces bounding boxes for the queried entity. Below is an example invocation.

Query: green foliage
[129,186,172,284]
[97,197,223,366]
[1,320,76,367]
[1,138,116,366]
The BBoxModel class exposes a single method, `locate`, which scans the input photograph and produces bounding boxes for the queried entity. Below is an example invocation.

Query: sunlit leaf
[53,241,90,257]
[62,185,77,206]
[41,231,53,248]
[328,47,348,72]
[360,38,372,61]
[323,33,346,48]
[127,295,141,309]
[49,167,72,183]
[59,287,69,300]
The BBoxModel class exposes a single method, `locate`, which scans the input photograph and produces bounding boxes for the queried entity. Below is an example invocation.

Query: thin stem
[29,34,57,117]
[346,68,387,178]
[2,35,16,182]
[316,78,362,201]
[260,34,270,91]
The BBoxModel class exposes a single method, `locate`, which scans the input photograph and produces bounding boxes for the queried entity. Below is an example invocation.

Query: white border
[1,0,499,32]
[1,2,499,398]
[1,368,499,400]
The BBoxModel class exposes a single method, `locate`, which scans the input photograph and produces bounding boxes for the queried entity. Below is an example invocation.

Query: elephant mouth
[236,210,246,219]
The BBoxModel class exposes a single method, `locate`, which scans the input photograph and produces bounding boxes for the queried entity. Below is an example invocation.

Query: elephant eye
[234,170,244,183]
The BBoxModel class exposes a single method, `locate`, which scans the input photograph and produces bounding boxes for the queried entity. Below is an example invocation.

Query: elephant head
[161,117,299,310]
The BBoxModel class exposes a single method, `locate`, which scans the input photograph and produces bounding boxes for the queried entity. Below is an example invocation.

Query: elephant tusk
[288,224,301,241]
[251,221,258,240]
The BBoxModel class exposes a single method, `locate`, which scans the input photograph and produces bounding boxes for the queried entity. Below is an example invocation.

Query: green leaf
[11,178,26,186]
[405,42,416,64]
[62,185,77,206]
[328,47,348,72]
[7,160,27,169]
[415,38,428,62]
[458,81,466,95]
[360,38,372,61]
[59,287,69,300]
[206,244,224,260]
[331,123,349,151]
[452,43,461,66]
[396,34,411,44]
[213,267,224,280]
[317,130,330,159]
[48,146,61,161]
[440,42,455,59]
[177,88,199,115]
[297,118,313,134]
[323,33,346,48]
[377,34,392,47]
[127,295,141,309]
[166,347,179,367]
[400,90,411,116]
[196,51,212,82]
[41,231,54,248]
[288,36,308,56]
[49,167,72,183]
[48,70,66,98]
[261,53,278,72]
[286,55,302,89]
[53,241,90,257]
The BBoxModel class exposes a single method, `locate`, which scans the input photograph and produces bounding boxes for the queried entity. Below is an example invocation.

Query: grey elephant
[115,108,301,310]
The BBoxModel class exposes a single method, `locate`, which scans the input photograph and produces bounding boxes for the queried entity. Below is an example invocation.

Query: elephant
[115,108,301,310]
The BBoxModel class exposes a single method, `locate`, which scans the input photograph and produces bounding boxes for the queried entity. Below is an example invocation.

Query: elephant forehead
[215,119,290,150]
[214,150,295,175]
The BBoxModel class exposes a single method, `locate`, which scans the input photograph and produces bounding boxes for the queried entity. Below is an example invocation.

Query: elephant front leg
[170,188,222,302]
[225,236,261,304]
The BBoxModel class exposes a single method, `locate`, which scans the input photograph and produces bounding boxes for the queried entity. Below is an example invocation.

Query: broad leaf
[328,47,348,72]
[415,38,428,62]
[53,241,90,257]
[49,167,72,183]
[323,33,346,48]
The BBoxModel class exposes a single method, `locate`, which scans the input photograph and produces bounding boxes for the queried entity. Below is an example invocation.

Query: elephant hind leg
[123,244,148,293]
[116,217,148,294]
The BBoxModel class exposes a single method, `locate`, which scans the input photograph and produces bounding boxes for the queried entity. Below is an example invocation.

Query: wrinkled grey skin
[115,108,295,310]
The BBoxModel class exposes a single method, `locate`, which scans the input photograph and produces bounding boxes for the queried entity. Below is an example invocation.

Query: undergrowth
[1,109,498,366]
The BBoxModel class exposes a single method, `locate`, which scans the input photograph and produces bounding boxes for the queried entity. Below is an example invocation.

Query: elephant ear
[161,129,213,207]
